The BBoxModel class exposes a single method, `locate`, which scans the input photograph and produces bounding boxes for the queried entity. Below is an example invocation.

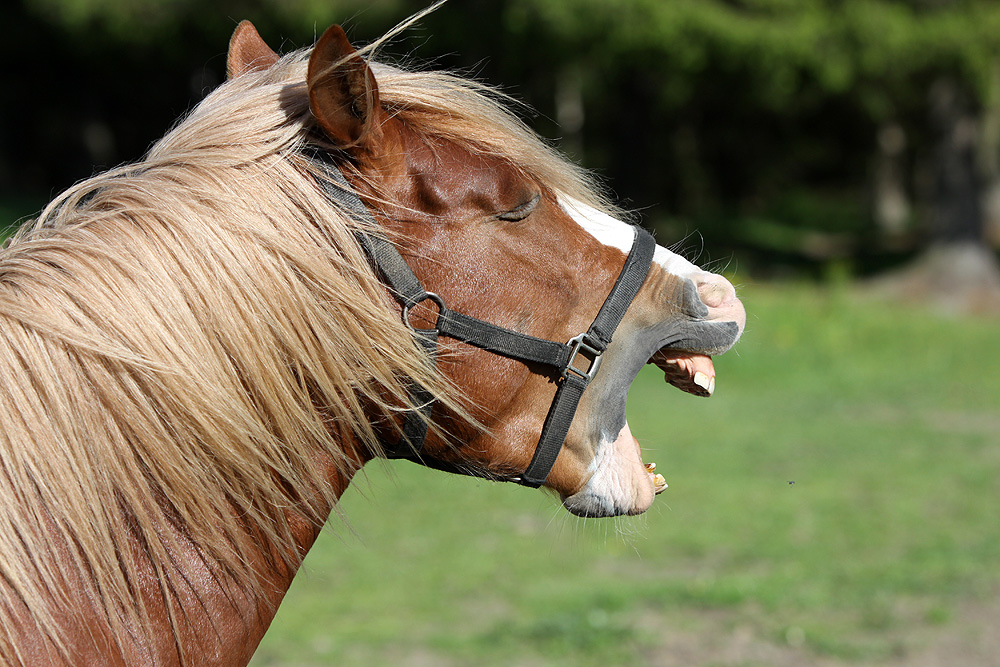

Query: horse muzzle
[648,270,745,397]
[558,259,746,518]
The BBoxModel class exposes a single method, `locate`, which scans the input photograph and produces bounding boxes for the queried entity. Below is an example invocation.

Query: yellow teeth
[694,371,715,396]
[653,473,667,493]
[646,462,667,493]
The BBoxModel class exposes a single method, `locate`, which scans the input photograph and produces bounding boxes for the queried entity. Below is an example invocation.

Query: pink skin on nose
[690,271,746,333]
[696,274,735,307]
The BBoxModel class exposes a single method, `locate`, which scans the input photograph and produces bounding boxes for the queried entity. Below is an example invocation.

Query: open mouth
[641,350,718,495]
[561,271,743,517]
[560,345,726,517]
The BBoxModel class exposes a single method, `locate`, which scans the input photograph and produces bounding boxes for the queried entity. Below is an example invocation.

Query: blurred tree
[21,0,408,38]
[499,0,1000,304]
[1,1,412,197]
[4,0,1000,305]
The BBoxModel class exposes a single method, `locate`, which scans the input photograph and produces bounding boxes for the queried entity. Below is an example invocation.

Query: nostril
[695,275,736,308]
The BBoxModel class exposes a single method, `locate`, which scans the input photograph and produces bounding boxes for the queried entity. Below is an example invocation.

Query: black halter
[310,149,656,488]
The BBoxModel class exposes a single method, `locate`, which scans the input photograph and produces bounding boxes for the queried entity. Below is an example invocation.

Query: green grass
[251,282,1000,666]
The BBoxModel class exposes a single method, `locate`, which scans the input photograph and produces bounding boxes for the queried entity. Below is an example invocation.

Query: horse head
[231,22,746,518]
[0,17,750,667]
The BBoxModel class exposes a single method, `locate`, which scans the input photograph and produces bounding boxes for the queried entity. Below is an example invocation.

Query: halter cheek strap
[309,149,655,488]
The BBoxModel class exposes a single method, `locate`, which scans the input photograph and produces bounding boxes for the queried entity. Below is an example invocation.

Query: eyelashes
[496,194,541,222]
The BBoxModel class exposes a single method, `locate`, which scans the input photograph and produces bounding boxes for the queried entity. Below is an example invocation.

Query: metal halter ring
[402,292,445,332]
[562,333,605,383]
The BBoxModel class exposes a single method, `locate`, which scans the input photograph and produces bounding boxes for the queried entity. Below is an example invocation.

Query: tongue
[650,351,716,397]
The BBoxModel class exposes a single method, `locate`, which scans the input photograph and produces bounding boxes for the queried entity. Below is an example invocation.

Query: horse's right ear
[227,21,279,79]
[307,25,382,150]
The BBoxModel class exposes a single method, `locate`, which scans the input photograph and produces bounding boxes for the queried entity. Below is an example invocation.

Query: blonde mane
[0,43,613,663]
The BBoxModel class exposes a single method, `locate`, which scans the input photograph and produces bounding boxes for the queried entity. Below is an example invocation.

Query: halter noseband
[309,149,656,488]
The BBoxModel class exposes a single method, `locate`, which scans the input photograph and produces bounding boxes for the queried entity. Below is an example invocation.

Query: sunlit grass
[251,282,1000,665]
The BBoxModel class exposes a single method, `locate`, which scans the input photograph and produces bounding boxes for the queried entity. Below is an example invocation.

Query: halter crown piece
[309,148,656,487]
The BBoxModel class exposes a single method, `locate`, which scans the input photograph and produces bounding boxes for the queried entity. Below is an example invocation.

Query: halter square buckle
[563,333,604,383]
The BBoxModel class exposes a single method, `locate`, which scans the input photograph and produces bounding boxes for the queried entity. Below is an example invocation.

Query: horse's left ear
[307,24,382,150]
[227,21,279,79]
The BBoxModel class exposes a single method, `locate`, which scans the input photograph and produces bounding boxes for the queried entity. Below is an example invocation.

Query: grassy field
[249,282,1000,666]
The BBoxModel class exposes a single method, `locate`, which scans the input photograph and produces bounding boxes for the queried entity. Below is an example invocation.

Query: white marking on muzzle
[561,421,655,517]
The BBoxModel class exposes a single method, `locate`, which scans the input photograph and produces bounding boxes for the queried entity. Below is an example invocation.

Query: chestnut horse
[0,16,744,667]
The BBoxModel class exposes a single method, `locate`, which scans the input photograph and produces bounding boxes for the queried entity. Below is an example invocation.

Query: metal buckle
[402,292,445,332]
[562,333,604,382]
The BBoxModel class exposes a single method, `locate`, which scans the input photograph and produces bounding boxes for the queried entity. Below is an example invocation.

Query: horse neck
[18,449,363,667]
[146,436,367,666]
[166,448,365,667]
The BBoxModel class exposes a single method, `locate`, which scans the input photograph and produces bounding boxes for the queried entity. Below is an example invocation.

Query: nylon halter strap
[309,149,656,488]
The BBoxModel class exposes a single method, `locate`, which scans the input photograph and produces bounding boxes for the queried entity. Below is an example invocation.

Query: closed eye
[496,194,541,222]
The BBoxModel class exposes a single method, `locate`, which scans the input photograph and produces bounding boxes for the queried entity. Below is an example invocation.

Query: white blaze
[559,197,701,278]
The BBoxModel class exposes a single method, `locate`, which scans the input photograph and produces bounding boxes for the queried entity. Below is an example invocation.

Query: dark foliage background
[5,0,1000,283]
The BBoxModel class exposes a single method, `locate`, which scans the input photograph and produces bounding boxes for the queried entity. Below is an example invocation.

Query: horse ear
[227,21,279,79]
[307,24,382,149]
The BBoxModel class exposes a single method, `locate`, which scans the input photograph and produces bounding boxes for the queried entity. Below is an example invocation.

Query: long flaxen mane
[0,31,612,663]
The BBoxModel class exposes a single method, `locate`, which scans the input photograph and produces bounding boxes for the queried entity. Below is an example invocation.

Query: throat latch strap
[308,149,655,487]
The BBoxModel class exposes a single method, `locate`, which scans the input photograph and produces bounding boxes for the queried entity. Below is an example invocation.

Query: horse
[0,14,745,667]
